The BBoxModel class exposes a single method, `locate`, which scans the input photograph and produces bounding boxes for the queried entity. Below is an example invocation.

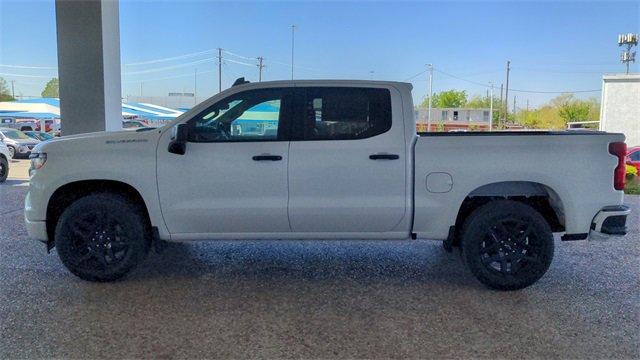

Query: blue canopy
[0,111,59,119]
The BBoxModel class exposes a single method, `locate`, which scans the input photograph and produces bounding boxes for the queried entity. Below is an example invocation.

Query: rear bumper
[590,205,630,236]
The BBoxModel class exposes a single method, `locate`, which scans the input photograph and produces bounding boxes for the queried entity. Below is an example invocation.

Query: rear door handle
[369,153,399,160]
[252,155,282,161]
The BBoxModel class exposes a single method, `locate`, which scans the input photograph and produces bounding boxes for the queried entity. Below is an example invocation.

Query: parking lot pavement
[6,158,30,184]
[0,184,638,359]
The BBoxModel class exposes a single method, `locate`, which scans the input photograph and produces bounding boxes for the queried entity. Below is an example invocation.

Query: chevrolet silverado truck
[25,80,631,290]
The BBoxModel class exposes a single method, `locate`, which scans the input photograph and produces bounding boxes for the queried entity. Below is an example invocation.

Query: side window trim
[290,87,393,142]
[186,87,294,143]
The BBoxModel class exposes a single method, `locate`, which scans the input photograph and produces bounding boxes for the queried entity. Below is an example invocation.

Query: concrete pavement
[0,180,638,358]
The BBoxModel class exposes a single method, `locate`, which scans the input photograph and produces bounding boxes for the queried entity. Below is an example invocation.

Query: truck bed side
[412,132,625,240]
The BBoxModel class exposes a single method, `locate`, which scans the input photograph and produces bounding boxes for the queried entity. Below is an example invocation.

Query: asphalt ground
[1,161,638,358]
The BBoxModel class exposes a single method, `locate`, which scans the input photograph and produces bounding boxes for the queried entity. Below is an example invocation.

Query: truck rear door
[287,85,408,233]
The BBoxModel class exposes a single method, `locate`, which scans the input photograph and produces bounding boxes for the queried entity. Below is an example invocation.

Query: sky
[0,0,638,108]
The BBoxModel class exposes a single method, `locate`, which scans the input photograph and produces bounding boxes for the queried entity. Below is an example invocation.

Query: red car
[627,146,640,172]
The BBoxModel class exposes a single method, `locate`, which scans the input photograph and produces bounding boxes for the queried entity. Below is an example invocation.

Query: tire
[0,156,7,183]
[460,200,554,291]
[7,145,15,159]
[55,192,150,282]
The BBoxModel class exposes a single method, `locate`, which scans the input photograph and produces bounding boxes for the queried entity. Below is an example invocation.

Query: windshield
[2,130,31,140]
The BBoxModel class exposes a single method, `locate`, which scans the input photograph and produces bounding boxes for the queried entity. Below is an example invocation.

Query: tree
[0,77,15,102]
[514,94,601,130]
[420,90,467,108]
[41,78,59,98]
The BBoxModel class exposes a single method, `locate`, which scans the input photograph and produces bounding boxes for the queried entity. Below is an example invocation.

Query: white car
[25,80,631,290]
[0,141,11,182]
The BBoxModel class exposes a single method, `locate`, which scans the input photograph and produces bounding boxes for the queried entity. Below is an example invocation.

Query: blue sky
[0,0,638,107]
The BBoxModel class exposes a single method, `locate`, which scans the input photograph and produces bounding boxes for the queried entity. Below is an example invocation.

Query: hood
[3,137,40,146]
[34,128,162,154]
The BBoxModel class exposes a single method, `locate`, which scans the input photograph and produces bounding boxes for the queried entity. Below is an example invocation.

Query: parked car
[0,117,38,132]
[123,120,152,130]
[626,146,640,173]
[0,141,10,183]
[24,131,55,142]
[25,80,630,290]
[0,127,41,158]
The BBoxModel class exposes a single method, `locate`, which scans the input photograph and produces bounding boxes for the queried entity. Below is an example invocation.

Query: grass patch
[625,177,640,195]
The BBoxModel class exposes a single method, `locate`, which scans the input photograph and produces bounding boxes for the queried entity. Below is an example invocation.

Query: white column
[55,0,122,135]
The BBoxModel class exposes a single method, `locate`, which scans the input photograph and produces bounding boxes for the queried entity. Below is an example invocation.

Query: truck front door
[156,87,293,237]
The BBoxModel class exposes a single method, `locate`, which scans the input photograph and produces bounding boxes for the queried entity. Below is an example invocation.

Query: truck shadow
[131,240,475,287]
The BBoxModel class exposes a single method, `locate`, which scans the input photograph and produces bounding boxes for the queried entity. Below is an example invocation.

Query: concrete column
[55,0,122,135]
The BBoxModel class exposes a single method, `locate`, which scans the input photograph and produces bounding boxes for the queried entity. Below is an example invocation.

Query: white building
[599,74,640,146]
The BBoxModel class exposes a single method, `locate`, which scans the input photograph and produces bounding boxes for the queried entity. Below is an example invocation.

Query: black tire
[460,200,554,291]
[55,192,150,282]
[0,156,8,183]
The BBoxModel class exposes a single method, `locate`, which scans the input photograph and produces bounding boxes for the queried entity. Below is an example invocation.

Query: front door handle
[369,153,399,160]
[252,155,282,161]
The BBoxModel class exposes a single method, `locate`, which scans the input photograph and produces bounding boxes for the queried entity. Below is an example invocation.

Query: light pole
[291,25,297,80]
[427,64,433,132]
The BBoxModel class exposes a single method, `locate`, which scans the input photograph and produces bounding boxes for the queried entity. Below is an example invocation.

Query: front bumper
[590,205,630,236]
[25,217,48,242]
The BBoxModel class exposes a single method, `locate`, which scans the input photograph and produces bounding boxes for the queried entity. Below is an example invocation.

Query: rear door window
[295,87,391,140]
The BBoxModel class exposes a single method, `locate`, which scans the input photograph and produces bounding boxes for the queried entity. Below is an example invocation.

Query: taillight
[609,142,627,190]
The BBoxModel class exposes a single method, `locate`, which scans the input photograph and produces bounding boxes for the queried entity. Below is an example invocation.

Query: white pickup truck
[25,80,631,290]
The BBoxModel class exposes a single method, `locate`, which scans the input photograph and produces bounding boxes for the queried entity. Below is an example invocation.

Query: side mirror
[168,123,188,155]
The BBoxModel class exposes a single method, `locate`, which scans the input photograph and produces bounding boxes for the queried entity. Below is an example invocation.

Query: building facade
[599,74,639,147]
[415,108,491,132]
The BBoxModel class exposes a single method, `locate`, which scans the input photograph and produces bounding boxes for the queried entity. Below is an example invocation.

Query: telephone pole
[427,64,433,132]
[10,80,15,98]
[499,83,504,129]
[257,57,265,82]
[218,48,222,93]
[504,60,511,123]
[489,82,494,131]
[513,95,516,118]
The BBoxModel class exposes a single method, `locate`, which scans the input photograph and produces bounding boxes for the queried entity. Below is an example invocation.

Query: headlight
[29,152,47,170]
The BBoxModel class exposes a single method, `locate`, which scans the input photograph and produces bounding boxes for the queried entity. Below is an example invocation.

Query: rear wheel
[460,200,554,290]
[0,156,8,182]
[55,193,150,282]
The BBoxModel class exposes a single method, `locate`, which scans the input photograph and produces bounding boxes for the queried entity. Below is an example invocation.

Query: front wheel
[7,145,15,158]
[0,156,8,182]
[55,193,150,281]
[460,200,554,291]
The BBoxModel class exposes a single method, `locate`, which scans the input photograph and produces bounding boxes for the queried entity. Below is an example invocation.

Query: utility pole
[513,96,517,122]
[257,57,265,82]
[504,60,510,124]
[618,33,638,74]
[10,80,15,98]
[526,99,529,123]
[489,82,494,131]
[427,64,433,132]
[499,83,503,129]
[291,25,297,80]
[218,48,222,93]
[139,82,143,97]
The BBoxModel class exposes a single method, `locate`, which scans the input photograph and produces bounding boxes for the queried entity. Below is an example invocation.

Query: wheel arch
[451,181,565,245]
[46,179,152,243]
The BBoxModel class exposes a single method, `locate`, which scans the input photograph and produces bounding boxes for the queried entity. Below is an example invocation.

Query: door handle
[369,153,399,160]
[252,155,282,161]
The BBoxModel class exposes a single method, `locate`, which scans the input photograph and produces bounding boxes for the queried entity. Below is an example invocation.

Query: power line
[123,49,216,66]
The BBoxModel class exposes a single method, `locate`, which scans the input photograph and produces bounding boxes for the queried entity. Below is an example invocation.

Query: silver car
[0,127,40,159]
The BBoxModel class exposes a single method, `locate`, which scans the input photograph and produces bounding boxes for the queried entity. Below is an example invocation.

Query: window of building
[483,111,490,121]
[453,111,459,121]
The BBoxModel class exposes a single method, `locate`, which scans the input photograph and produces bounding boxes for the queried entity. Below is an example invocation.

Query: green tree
[41,78,59,98]
[420,90,468,108]
[0,77,15,102]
